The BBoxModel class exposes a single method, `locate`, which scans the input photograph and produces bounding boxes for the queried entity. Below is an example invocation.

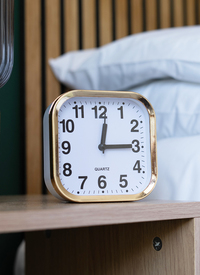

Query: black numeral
[66,119,74,132]
[92,106,107,119]
[72,105,84,118]
[99,106,107,118]
[98,175,107,189]
[117,106,124,119]
[92,106,98,118]
[61,141,71,154]
[78,176,88,189]
[119,175,128,188]
[63,163,72,176]
[133,160,141,173]
[60,119,65,132]
[132,140,140,153]
[60,119,75,133]
[131,119,139,132]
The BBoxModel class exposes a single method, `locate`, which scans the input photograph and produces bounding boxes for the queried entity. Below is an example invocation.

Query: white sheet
[145,135,200,201]
[130,79,200,140]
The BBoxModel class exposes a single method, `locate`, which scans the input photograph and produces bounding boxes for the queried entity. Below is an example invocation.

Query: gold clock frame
[47,90,157,202]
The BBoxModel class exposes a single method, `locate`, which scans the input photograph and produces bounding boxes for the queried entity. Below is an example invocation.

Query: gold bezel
[48,90,157,202]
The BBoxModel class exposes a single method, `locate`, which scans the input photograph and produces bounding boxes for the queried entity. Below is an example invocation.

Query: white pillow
[145,135,200,201]
[131,79,200,140]
[49,26,200,90]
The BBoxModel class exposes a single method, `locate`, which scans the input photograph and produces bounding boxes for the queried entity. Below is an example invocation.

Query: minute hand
[104,144,132,149]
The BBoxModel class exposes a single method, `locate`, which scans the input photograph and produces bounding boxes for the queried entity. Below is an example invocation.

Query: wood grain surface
[25,0,42,195]
[146,0,157,30]
[160,0,171,28]
[115,0,128,39]
[194,218,200,275]
[82,0,96,49]
[186,0,196,25]
[131,0,143,33]
[173,0,184,27]
[1,195,200,233]
[65,0,79,52]
[26,218,195,275]
[99,0,113,45]
[45,0,61,107]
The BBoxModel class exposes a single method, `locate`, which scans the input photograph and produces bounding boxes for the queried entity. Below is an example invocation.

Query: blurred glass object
[0,0,14,88]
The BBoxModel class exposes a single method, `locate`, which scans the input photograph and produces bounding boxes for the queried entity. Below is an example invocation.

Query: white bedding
[147,135,200,201]
[49,26,200,90]
[130,79,200,140]
[48,26,200,202]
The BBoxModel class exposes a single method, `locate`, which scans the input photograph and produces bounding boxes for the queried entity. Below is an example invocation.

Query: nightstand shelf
[0,195,199,274]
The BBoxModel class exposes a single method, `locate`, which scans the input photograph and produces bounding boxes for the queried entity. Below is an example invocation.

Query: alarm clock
[43,90,157,202]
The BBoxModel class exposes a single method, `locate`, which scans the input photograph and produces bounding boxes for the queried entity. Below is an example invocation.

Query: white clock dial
[57,96,151,197]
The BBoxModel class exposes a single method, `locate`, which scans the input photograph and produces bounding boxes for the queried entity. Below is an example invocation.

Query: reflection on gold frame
[48,90,157,202]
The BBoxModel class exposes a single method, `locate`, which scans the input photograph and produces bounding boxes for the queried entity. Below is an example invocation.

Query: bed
[25,0,200,199]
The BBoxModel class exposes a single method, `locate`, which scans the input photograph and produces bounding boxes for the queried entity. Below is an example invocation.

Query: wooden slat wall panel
[160,0,171,28]
[99,0,112,46]
[131,0,143,34]
[146,0,157,30]
[82,0,96,49]
[116,0,128,39]
[173,0,184,27]
[65,0,79,52]
[186,0,196,25]
[25,0,42,194]
[46,0,61,107]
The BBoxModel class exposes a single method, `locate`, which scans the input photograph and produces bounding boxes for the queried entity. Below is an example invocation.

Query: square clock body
[43,90,157,202]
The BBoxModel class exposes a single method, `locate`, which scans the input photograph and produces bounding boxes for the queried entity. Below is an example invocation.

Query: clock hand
[100,117,107,146]
[103,144,132,150]
[98,117,107,153]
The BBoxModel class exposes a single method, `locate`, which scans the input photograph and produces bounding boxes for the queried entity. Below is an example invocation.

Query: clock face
[45,90,157,202]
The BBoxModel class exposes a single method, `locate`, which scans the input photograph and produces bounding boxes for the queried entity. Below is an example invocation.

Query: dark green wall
[0,0,24,273]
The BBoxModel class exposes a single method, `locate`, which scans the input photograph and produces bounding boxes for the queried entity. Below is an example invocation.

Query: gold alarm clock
[43,90,157,202]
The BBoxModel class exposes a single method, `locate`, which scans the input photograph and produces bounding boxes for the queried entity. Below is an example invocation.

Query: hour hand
[98,118,107,153]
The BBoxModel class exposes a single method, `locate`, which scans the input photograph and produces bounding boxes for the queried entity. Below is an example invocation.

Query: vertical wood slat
[186,0,196,25]
[160,0,171,28]
[173,0,184,27]
[99,0,112,46]
[145,0,157,30]
[65,0,79,52]
[82,0,96,49]
[131,0,143,34]
[115,0,128,39]
[45,0,61,107]
[199,0,200,24]
[25,0,42,194]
